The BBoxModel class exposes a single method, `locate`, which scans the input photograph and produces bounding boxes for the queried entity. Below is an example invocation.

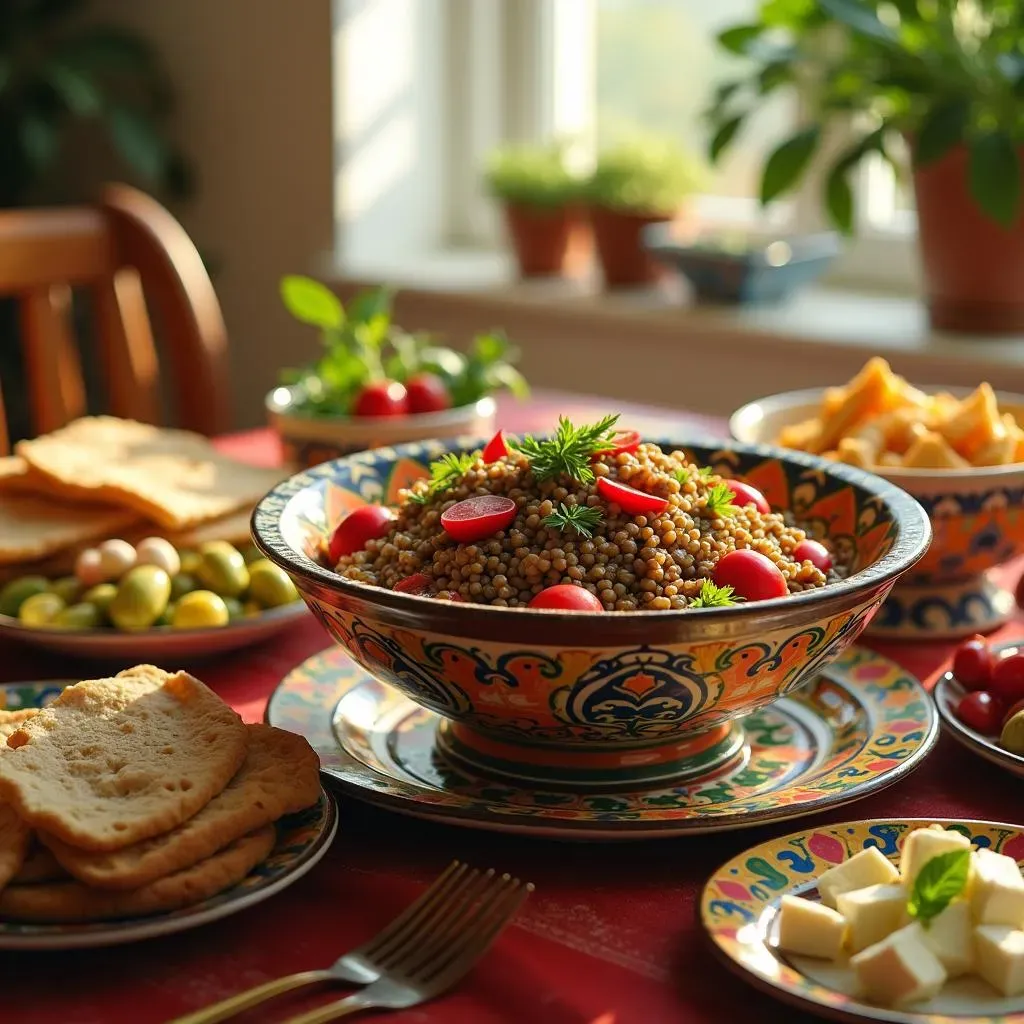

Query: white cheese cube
[919,900,974,977]
[776,895,846,959]
[851,923,947,1007]
[975,925,1024,996]
[817,847,899,909]
[971,848,1024,927]
[837,884,908,953]
[900,826,972,888]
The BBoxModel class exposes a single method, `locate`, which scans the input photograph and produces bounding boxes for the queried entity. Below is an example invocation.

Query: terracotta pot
[589,206,674,288]
[913,145,1024,333]
[502,203,588,278]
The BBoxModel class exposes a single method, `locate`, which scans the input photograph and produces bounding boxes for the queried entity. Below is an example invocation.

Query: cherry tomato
[593,430,642,460]
[482,430,510,463]
[1004,697,1024,729]
[1017,570,1024,609]
[595,477,668,516]
[956,690,1003,734]
[393,573,433,596]
[405,373,451,414]
[951,634,994,691]
[726,480,770,515]
[328,506,395,563]
[352,380,408,417]
[529,584,604,611]
[792,539,833,573]
[713,549,788,603]
[441,495,517,543]
[990,652,1024,707]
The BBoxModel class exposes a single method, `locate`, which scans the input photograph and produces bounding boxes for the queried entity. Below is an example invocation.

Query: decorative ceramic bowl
[731,387,1024,639]
[266,386,496,469]
[252,436,929,789]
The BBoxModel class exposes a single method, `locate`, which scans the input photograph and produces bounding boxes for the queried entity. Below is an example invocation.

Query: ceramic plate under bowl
[0,601,308,661]
[701,817,1024,1024]
[0,679,337,950]
[266,644,937,840]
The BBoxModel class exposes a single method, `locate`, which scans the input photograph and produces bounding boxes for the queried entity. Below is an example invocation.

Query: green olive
[18,592,66,627]
[170,572,199,602]
[196,542,249,598]
[172,590,229,629]
[0,576,50,618]
[178,549,202,576]
[49,576,83,605]
[246,560,299,608]
[82,583,118,616]
[1002,711,1024,755]
[222,596,245,621]
[239,543,263,564]
[52,602,103,630]
[108,565,172,631]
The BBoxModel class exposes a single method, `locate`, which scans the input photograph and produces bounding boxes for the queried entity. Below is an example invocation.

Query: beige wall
[91,0,335,428]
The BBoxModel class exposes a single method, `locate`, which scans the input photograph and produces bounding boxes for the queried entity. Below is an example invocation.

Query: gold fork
[279,871,533,1023]
[173,861,522,1024]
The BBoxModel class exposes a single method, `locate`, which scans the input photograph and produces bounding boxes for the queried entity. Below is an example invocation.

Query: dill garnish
[542,502,605,539]
[516,415,620,485]
[407,450,479,504]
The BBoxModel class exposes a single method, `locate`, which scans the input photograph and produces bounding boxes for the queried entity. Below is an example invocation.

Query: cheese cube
[971,849,1024,927]
[919,900,974,978]
[776,895,846,959]
[837,884,908,953]
[975,925,1024,997]
[900,826,971,888]
[817,847,899,909]
[851,923,947,1007]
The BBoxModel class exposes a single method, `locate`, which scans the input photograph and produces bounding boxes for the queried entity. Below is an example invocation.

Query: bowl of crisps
[730,357,1024,639]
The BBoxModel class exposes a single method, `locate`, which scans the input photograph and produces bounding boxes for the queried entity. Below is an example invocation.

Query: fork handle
[281,991,376,1024]
[169,969,333,1024]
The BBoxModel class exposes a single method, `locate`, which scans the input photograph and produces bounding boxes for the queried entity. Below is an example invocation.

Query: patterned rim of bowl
[251,434,932,643]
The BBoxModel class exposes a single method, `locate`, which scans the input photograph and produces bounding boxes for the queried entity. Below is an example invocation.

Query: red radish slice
[593,430,642,460]
[792,539,833,573]
[726,480,770,515]
[713,549,788,602]
[328,505,395,563]
[482,430,510,463]
[596,477,668,516]
[394,573,433,595]
[529,584,603,611]
[441,495,517,543]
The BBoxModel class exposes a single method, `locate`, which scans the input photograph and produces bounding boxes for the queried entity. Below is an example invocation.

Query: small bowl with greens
[267,277,528,468]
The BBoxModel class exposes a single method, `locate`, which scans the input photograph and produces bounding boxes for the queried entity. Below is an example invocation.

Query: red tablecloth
[2,392,1020,1024]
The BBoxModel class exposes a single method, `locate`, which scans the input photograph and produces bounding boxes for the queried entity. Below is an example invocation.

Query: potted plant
[586,138,705,288]
[268,277,529,467]
[707,0,1024,333]
[484,142,588,277]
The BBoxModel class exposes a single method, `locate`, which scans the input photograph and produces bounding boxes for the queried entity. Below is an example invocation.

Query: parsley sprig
[408,450,479,505]
[517,415,620,485]
[702,483,738,519]
[907,848,971,927]
[690,579,738,608]
[674,465,715,487]
[542,503,605,539]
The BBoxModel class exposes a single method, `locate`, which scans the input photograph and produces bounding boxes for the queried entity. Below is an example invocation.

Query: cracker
[12,840,66,884]
[15,417,285,530]
[44,724,320,890]
[0,805,30,891]
[0,666,248,852]
[0,826,275,922]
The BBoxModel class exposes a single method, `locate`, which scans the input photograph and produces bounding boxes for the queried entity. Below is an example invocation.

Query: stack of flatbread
[0,417,286,585]
[0,665,321,922]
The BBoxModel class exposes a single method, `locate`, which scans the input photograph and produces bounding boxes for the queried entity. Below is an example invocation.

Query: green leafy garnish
[702,483,738,519]
[673,467,690,486]
[690,579,737,608]
[907,848,971,927]
[407,451,479,505]
[542,503,605,540]
[697,466,715,481]
[517,415,620,485]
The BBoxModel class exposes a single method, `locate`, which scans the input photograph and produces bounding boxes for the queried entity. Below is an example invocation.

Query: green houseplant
[586,138,705,288]
[707,0,1024,333]
[484,142,588,278]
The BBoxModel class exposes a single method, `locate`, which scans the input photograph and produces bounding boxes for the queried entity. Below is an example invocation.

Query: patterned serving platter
[266,644,938,840]
[0,680,337,950]
[701,818,1024,1024]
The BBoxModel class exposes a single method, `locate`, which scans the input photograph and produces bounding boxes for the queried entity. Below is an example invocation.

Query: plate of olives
[0,536,308,660]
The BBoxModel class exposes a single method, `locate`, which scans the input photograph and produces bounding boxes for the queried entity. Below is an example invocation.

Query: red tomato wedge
[393,573,433,596]
[482,429,510,463]
[529,584,603,611]
[441,495,517,543]
[328,505,395,563]
[713,549,788,602]
[593,430,642,460]
[726,480,770,515]
[792,538,833,573]
[595,477,668,516]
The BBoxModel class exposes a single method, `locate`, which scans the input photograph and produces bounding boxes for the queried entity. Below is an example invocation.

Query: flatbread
[12,840,66,884]
[0,666,248,852]
[0,826,275,922]
[44,724,320,889]
[0,805,30,891]
[16,417,285,530]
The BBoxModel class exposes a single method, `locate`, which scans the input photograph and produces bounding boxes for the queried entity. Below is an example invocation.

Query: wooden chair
[0,184,230,454]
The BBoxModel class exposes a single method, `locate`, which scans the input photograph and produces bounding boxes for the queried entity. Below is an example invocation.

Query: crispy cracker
[45,724,320,890]
[16,417,285,530]
[0,826,275,922]
[0,666,248,852]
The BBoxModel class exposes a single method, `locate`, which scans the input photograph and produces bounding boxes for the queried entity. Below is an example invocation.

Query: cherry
[713,549,788,602]
[726,480,770,515]
[327,505,394,563]
[529,584,604,611]
[595,477,668,516]
[482,430,510,463]
[405,373,451,414]
[793,539,833,574]
[440,495,517,543]
[951,634,994,692]
[956,690,1003,735]
[352,380,408,417]
[990,652,1024,707]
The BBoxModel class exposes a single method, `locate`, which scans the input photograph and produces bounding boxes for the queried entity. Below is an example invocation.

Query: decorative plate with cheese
[701,819,1024,1023]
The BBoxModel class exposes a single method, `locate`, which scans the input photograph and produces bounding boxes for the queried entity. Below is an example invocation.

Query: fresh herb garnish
[698,466,715,480]
[690,579,737,608]
[907,848,971,927]
[517,415,620,485]
[702,483,738,519]
[673,467,690,486]
[407,451,479,505]
[542,503,605,539]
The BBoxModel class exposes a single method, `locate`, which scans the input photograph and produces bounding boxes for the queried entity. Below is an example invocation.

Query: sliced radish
[593,429,641,460]
[482,430,510,463]
[441,495,517,543]
[394,573,433,595]
[596,477,668,516]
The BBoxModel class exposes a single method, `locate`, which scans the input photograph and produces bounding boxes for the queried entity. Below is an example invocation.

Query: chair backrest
[0,184,230,454]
